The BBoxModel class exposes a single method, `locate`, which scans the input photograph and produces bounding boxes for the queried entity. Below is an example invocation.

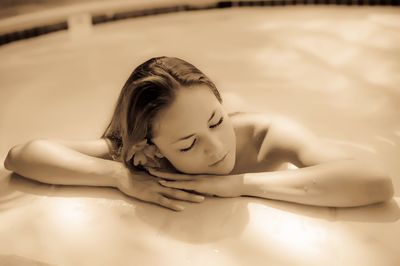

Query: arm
[155,159,393,207]
[3,139,120,187]
[3,139,204,211]
[156,116,394,207]
[246,117,394,207]
[242,159,393,207]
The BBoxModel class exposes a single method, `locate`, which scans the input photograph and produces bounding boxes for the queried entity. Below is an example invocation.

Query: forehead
[152,85,220,139]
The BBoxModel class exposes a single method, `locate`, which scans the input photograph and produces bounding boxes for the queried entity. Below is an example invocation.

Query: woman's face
[151,85,236,175]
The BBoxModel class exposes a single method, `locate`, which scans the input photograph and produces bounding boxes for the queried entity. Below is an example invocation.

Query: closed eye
[179,117,223,152]
[210,117,224,129]
[180,139,196,152]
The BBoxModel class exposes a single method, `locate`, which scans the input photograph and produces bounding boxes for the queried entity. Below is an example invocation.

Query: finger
[149,194,185,211]
[148,168,195,181]
[159,186,205,203]
[159,180,198,190]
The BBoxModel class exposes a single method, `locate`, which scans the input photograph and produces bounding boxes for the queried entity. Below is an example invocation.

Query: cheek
[163,151,204,173]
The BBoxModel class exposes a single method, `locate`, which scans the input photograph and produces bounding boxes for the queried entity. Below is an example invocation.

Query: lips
[209,152,228,167]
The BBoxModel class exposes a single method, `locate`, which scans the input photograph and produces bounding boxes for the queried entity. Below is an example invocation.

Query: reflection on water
[248,205,334,264]
[0,170,399,265]
[134,197,250,243]
[0,254,55,266]
[375,135,397,147]
[269,216,329,251]
[50,198,91,229]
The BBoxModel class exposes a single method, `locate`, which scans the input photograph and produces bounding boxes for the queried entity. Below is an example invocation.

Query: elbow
[4,147,17,171]
[343,160,395,207]
[372,174,394,203]
[3,139,47,172]
[365,167,395,204]
[352,159,394,205]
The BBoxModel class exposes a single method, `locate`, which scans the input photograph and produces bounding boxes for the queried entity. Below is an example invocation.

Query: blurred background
[0,0,107,19]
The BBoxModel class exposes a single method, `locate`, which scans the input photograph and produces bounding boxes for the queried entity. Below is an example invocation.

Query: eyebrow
[171,110,216,144]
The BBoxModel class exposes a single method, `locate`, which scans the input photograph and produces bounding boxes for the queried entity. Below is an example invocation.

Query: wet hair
[101,56,222,171]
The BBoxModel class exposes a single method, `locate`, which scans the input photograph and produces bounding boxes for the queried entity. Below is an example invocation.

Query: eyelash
[210,117,224,129]
[179,117,224,153]
[180,139,196,152]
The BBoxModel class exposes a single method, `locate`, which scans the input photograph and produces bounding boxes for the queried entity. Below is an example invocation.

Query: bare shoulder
[229,112,352,167]
[229,112,309,153]
[228,112,300,172]
[229,111,291,133]
[228,111,283,153]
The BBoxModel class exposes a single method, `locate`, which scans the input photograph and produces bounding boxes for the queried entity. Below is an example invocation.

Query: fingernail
[195,195,205,201]
[176,205,184,211]
[159,180,167,184]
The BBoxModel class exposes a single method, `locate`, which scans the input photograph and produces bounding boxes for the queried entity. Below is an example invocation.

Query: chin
[175,152,236,175]
[207,154,236,175]
[179,162,234,175]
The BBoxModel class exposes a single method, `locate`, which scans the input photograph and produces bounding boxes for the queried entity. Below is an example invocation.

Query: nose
[203,134,223,158]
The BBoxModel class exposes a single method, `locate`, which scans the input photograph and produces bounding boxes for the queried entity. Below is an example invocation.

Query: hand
[148,168,245,198]
[116,167,205,211]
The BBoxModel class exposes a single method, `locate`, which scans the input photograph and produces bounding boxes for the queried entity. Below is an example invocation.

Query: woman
[4,56,394,211]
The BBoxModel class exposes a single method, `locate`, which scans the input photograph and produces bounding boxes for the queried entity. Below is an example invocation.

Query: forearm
[4,140,123,188]
[242,159,394,207]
